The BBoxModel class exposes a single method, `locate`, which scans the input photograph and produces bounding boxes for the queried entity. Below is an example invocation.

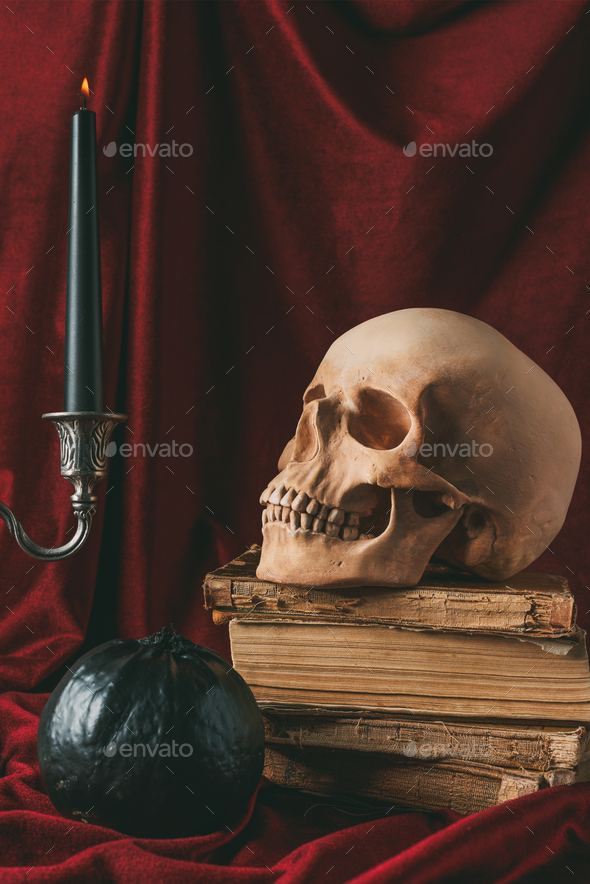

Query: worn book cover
[204,546,576,636]
[262,709,588,772]
[230,620,590,723]
[264,744,590,816]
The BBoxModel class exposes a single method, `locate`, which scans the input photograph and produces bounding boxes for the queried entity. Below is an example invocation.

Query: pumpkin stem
[137,626,196,654]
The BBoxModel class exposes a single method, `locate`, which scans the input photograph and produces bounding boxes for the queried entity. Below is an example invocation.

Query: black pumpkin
[37,628,265,838]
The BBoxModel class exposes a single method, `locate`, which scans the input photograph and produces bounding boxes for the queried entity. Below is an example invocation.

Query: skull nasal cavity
[349,388,412,451]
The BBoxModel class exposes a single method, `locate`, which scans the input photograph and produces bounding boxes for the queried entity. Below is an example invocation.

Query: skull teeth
[269,485,286,506]
[292,491,309,513]
[261,486,369,541]
[327,508,345,526]
[342,526,358,540]
[280,487,298,507]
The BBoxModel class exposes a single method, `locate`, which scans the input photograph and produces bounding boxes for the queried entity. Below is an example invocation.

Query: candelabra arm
[0,411,126,562]
[0,502,92,561]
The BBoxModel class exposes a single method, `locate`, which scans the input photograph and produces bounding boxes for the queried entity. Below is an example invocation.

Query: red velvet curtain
[1,1,590,880]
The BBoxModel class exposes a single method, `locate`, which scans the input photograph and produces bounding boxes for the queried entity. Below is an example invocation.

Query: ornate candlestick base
[0,411,126,561]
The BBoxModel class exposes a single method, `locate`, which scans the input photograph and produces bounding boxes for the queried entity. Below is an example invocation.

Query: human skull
[257,308,581,587]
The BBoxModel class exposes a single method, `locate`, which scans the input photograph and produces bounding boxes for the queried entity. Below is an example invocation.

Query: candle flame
[81,78,89,100]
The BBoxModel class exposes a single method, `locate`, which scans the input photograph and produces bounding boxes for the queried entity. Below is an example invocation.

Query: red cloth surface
[1,0,590,880]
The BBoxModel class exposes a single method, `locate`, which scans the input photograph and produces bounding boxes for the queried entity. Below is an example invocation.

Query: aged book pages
[205,547,575,636]
[262,710,588,771]
[230,621,590,722]
[263,745,590,816]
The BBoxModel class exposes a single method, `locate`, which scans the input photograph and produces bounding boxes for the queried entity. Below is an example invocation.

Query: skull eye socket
[349,388,412,451]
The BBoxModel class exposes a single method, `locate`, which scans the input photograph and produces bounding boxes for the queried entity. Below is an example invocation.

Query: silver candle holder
[0,411,125,561]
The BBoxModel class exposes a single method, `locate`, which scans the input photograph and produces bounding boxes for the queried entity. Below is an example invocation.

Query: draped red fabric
[1,0,590,880]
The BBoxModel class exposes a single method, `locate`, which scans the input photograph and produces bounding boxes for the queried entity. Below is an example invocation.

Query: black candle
[63,78,105,413]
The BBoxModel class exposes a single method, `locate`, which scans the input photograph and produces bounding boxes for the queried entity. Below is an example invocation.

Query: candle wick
[81,95,87,110]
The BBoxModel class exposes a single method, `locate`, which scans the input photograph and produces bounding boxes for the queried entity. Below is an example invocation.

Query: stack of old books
[203,546,590,814]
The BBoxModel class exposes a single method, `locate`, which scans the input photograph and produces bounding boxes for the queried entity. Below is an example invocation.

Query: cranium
[257,308,581,587]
